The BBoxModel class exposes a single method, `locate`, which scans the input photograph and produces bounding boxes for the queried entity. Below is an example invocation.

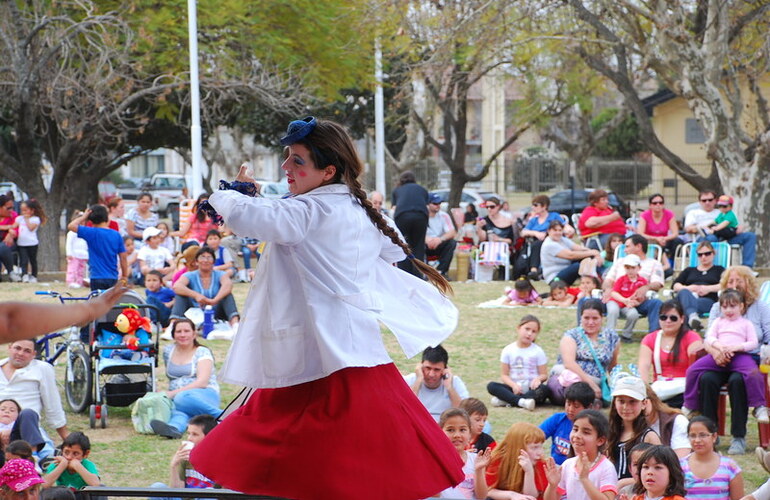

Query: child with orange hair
[486,422,548,500]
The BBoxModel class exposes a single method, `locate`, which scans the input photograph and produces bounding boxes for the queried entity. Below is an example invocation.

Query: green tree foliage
[591,108,643,159]
[0,0,378,270]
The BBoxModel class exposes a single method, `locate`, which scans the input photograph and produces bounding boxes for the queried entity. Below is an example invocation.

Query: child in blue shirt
[145,270,175,327]
[67,206,127,291]
[539,381,594,464]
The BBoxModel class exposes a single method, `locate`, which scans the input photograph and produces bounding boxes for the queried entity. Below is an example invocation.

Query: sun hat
[142,226,162,241]
[611,376,647,401]
[622,254,641,267]
[0,459,44,492]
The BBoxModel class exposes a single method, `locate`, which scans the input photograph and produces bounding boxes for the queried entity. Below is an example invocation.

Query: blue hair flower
[280,116,317,146]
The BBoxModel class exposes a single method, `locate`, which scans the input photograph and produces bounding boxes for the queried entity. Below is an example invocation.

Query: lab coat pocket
[261,326,305,379]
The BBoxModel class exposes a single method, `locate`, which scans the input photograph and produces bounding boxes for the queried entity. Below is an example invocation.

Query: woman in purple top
[637,193,683,263]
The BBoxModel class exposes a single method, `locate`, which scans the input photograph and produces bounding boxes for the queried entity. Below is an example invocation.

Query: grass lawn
[7,278,767,492]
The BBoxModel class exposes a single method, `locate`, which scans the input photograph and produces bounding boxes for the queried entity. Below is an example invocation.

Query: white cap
[611,376,647,401]
[622,254,641,267]
[142,226,162,241]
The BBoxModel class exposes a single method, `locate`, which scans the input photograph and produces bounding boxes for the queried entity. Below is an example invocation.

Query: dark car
[537,189,630,220]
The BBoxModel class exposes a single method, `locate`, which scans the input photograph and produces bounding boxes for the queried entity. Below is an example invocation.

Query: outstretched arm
[0,285,127,343]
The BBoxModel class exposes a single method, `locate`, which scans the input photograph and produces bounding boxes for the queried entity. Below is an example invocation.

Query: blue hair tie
[280,117,317,146]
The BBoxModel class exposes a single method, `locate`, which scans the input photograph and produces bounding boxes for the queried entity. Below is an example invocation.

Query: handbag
[650,331,686,400]
[579,328,612,403]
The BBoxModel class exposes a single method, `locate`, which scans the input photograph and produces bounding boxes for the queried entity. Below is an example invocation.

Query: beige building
[643,75,770,208]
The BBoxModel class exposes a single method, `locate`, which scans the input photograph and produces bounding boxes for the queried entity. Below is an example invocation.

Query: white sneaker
[518,398,536,411]
[490,396,509,408]
[9,271,21,283]
[689,313,702,331]
[68,283,82,289]
[21,274,29,283]
[754,406,770,424]
[28,276,37,283]
[160,324,173,341]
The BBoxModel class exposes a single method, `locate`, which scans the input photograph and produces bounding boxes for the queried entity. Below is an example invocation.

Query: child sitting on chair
[502,278,541,306]
[542,280,574,307]
[606,254,648,342]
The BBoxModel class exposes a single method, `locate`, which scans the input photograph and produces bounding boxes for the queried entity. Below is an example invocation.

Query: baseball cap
[0,459,44,492]
[428,194,442,205]
[142,226,162,241]
[611,376,647,401]
[716,195,733,206]
[622,254,641,267]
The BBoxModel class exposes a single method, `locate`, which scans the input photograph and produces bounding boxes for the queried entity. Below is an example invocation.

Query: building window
[685,118,706,144]
[128,151,166,179]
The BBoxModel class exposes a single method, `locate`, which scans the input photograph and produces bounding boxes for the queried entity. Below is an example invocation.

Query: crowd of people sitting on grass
[404,328,769,499]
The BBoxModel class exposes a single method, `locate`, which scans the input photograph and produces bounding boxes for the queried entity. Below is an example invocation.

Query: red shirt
[610,274,648,307]
[486,457,547,499]
[578,205,627,235]
[641,330,702,379]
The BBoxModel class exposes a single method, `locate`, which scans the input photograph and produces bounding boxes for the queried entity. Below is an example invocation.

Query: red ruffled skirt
[190,363,464,500]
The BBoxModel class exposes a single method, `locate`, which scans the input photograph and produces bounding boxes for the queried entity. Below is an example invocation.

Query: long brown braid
[299,120,452,296]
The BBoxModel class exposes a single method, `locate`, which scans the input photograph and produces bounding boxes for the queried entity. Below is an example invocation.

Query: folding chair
[676,241,731,272]
[571,213,602,250]
[613,243,664,263]
[473,241,510,281]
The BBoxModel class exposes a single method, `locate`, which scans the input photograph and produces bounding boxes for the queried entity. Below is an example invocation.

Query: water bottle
[202,306,214,339]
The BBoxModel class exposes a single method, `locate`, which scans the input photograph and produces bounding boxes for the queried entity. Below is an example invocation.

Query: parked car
[429,189,503,218]
[258,178,290,198]
[532,188,630,220]
[98,180,118,204]
[117,174,186,217]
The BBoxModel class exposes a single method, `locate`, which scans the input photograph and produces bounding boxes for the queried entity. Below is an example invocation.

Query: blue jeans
[699,231,756,267]
[146,295,172,327]
[676,289,715,318]
[168,387,222,433]
[241,245,260,269]
[552,261,581,286]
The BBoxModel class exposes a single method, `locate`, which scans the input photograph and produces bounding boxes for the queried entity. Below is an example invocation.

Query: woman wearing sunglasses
[671,240,724,331]
[637,193,683,265]
[637,300,703,408]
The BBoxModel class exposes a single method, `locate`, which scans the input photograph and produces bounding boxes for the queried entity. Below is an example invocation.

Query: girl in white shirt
[189,117,463,500]
[12,200,45,283]
[545,409,619,500]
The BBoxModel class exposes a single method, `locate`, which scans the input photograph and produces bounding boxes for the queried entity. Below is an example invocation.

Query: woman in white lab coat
[190,117,463,500]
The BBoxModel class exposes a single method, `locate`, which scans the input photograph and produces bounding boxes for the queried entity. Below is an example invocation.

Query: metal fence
[364,154,713,210]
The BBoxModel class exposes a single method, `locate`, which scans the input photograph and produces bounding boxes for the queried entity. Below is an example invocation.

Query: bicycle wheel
[65,346,92,413]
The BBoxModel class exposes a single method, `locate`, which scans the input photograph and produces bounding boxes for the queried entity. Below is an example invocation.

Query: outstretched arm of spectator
[0,285,127,343]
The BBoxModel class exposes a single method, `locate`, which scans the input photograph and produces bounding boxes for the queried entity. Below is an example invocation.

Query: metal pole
[188,0,203,198]
[374,39,386,197]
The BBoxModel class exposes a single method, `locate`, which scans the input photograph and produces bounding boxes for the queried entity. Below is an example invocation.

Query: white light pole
[187,0,203,197]
[374,39,386,197]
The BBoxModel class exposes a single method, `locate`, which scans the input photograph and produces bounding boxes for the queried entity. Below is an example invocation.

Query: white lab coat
[209,184,458,389]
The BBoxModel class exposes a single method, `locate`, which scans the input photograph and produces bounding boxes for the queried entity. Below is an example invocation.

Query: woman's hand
[530,378,542,390]
[235,164,261,194]
[509,381,523,394]
[589,380,602,399]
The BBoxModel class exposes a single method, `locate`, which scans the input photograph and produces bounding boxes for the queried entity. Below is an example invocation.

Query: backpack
[131,392,173,434]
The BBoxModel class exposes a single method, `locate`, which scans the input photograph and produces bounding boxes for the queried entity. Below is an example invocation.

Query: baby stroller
[67,290,160,428]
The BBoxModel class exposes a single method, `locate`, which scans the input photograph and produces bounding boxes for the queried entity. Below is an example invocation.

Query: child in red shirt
[607,254,648,341]
[486,422,548,500]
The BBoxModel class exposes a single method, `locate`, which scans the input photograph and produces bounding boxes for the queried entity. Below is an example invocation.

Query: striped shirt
[680,454,740,500]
